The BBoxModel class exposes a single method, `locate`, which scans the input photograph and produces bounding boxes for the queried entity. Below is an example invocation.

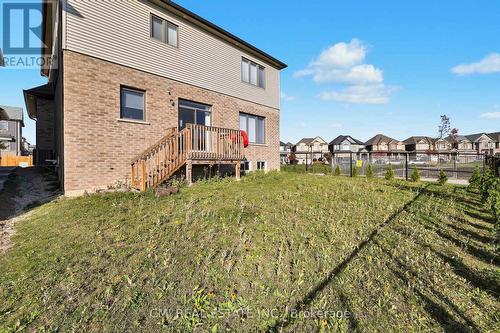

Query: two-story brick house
[293,137,329,164]
[328,135,367,159]
[365,134,405,160]
[24,0,286,195]
[466,133,496,155]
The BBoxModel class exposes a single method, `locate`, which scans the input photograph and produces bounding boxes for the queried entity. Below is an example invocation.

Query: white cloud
[295,39,397,104]
[480,112,500,119]
[294,39,383,84]
[451,53,500,76]
[280,92,296,101]
[319,84,398,105]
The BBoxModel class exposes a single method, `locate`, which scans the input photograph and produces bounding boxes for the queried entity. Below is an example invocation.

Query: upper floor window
[0,121,7,131]
[120,87,145,121]
[151,15,178,47]
[240,113,265,144]
[242,58,265,88]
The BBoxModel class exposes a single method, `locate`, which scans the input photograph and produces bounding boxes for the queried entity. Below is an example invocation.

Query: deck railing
[131,124,245,191]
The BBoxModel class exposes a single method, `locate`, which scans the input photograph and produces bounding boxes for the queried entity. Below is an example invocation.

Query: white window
[242,58,265,88]
[240,161,251,172]
[151,15,178,47]
[240,113,265,144]
[0,121,7,131]
[257,161,266,170]
[120,87,145,120]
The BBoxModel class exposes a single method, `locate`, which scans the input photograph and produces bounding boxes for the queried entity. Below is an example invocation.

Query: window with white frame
[242,58,265,88]
[256,161,266,170]
[120,87,145,121]
[240,161,251,172]
[239,113,265,144]
[0,121,7,131]
[151,14,178,47]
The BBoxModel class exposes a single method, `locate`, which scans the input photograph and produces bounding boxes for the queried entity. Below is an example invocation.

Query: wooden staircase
[131,124,245,191]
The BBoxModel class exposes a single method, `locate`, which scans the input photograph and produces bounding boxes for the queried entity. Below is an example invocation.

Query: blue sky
[1,0,499,144]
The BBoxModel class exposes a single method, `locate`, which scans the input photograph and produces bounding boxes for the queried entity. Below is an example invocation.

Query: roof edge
[159,0,287,70]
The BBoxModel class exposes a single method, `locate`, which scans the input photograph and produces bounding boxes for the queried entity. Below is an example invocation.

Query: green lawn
[0,172,498,332]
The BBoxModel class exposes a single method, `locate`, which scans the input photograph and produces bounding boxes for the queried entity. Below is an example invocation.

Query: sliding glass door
[178,99,211,130]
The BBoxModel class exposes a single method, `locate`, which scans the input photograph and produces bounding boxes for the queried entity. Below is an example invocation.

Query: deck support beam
[235,161,241,181]
[186,160,193,186]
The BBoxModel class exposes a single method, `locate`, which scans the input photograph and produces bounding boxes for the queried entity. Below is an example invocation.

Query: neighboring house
[434,137,452,152]
[466,133,496,155]
[404,136,433,152]
[24,0,286,195]
[280,141,293,164]
[293,137,329,164]
[328,135,367,159]
[365,134,405,159]
[443,135,474,153]
[0,106,24,156]
[488,132,500,154]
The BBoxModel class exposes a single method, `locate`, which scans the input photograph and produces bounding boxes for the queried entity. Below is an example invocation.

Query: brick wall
[36,98,55,151]
[63,50,280,195]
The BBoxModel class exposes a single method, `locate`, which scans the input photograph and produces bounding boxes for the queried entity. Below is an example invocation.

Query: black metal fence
[485,155,500,177]
[284,151,486,181]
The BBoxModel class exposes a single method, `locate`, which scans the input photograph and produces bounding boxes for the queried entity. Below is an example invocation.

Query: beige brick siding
[63,50,280,194]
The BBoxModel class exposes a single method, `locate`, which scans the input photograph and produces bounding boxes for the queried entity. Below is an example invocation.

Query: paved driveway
[0,167,15,193]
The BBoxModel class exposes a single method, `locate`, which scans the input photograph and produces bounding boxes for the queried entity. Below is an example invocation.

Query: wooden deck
[131,124,245,191]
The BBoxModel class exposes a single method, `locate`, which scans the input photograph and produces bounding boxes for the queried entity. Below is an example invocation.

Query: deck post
[235,161,241,181]
[186,160,193,186]
[141,160,146,191]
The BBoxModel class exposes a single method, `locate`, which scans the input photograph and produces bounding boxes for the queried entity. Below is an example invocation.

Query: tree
[288,152,297,165]
[450,128,459,146]
[334,165,341,176]
[323,152,333,164]
[366,164,374,178]
[385,164,395,181]
[438,115,451,139]
[468,166,481,190]
[411,166,421,182]
[352,165,359,177]
[438,169,448,186]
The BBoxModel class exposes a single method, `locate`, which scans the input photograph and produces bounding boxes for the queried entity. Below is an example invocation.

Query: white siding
[63,0,281,109]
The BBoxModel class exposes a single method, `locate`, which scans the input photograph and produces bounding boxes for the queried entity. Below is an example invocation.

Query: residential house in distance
[280,141,293,164]
[0,106,24,156]
[364,134,405,160]
[434,137,452,153]
[487,132,500,154]
[328,135,367,159]
[466,133,496,155]
[403,136,434,158]
[293,137,329,164]
[24,0,287,195]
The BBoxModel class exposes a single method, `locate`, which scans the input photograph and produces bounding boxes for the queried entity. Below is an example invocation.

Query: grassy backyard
[0,172,498,332]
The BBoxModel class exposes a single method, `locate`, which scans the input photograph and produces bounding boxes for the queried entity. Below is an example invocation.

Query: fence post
[350,152,353,177]
[405,153,409,181]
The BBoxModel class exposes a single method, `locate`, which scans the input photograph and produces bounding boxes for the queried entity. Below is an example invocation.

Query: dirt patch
[0,167,60,252]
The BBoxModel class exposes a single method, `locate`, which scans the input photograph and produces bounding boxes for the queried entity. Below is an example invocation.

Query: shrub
[385,164,395,181]
[480,168,495,202]
[468,166,481,191]
[410,166,420,182]
[352,166,359,177]
[437,169,448,186]
[366,164,374,178]
[334,165,341,176]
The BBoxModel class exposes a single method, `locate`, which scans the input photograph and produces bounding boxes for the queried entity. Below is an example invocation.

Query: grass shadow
[267,186,428,331]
